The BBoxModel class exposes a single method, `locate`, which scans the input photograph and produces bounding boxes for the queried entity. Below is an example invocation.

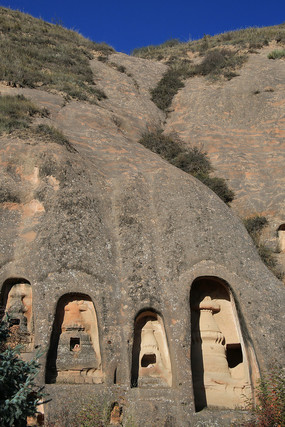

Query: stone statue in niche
[56,299,103,384]
[5,283,33,352]
[131,312,172,387]
[191,287,252,409]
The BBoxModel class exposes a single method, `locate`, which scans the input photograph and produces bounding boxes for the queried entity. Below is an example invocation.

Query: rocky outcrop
[164,45,285,249]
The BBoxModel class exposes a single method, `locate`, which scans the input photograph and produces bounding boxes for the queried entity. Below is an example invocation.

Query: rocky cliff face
[164,45,285,260]
[0,8,284,426]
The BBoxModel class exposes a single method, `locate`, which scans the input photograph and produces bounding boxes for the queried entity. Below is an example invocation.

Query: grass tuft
[132,24,285,61]
[268,49,285,59]
[0,94,76,153]
[0,94,47,135]
[0,7,113,103]
[243,215,283,279]
[34,124,77,153]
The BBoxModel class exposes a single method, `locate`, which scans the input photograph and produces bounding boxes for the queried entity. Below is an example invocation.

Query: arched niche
[277,224,285,252]
[131,310,172,388]
[0,278,33,352]
[190,276,256,411]
[45,293,103,384]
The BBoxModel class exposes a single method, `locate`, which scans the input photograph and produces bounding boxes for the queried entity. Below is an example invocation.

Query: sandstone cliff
[0,8,284,426]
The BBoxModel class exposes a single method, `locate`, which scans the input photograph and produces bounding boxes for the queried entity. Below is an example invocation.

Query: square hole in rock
[141,353,156,367]
[226,343,243,368]
[10,318,20,326]
[70,337,80,351]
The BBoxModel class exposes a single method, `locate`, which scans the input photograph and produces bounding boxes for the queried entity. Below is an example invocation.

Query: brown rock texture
[165,46,285,236]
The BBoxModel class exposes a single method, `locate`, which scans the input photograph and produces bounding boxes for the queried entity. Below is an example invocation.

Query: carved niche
[131,311,172,388]
[190,277,257,411]
[3,281,34,352]
[277,224,285,252]
[46,294,103,384]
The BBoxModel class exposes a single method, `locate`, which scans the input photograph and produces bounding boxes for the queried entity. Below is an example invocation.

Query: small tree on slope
[0,317,44,427]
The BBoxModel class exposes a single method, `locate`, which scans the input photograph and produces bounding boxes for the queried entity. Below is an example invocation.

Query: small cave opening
[70,337,80,351]
[110,402,122,425]
[226,343,243,368]
[141,353,156,367]
[9,318,20,326]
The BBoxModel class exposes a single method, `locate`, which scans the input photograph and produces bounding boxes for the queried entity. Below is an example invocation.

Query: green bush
[0,94,76,153]
[150,68,185,111]
[138,130,235,204]
[151,50,246,111]
[0,317,45,426]
[243,215,283,279]
[257,244,277,269]
[139,129,182,160]
[268,49,285,59]
[196,48,246,78]
[171,147,212,175]
[197,174,235,204]
[247,366,285,426]
[243,216,268,239]
[160,38,181,48]
[150,59,197,111]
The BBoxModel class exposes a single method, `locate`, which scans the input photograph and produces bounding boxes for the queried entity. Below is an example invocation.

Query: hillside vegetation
[0,7,114,103]
[132,24,285,60]
[139,130,235,204]
[0,94,76,154]
[134,25,285,111]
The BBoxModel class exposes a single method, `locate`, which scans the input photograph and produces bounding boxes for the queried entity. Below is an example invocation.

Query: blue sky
[1,0,284,53]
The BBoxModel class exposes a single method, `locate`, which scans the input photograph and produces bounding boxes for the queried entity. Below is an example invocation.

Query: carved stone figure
[55,298,103,384]
[131,312,172,387]
[191,278,254,410]
[5,283,33,352]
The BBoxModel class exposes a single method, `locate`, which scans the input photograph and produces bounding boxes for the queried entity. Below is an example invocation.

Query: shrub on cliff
[150,50,246,111]
[268,49,285,59]
[243,215,283,279]
[0,94,46,135]
[0,317,44,426]
[139,130,234,204]
[247,366,285,426]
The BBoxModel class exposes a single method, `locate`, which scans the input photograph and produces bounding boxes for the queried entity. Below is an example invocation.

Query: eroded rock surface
[0,45,284,426]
